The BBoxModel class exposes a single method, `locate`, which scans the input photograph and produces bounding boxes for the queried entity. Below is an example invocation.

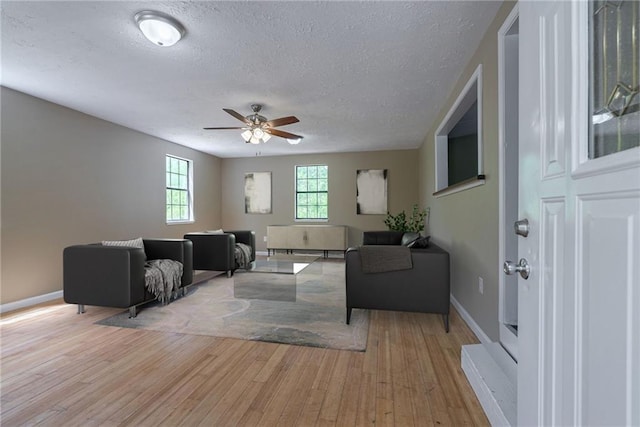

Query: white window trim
[433,176,486,198]
[294,164,329,222]
[166,154,195,225]
[434,64,484,196]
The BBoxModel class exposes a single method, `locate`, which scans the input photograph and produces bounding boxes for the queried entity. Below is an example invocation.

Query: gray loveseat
[345,231,450,331]
[63,238,193,317]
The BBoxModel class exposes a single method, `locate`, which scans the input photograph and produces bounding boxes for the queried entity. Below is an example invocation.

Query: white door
[518,1,639,425]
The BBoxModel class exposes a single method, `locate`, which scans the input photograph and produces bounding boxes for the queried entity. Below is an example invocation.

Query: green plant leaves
[384,204,428,233]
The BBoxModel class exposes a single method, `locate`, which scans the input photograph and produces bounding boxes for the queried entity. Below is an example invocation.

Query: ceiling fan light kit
[204,104,304,145]
[241,130,253,142]
[134,11,185,47]
[242,128,272,145]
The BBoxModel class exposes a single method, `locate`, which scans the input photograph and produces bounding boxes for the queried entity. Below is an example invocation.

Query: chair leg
[227,270,233,278]
[443,313,449,333]
[77,304,85,314]
[346,307,352,325]
[129,306,137,318]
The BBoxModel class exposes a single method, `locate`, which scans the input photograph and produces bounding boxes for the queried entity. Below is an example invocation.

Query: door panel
[577,192,640,425]
[539,9,568,180]
[540,198,566,425]
[519,1,639,425]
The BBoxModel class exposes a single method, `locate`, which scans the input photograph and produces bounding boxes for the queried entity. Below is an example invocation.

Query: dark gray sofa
[345,231,450,331]
[183,230,256,277]
[63,238,193,317]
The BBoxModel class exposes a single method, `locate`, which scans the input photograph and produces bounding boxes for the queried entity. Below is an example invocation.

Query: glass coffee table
[233,255,321,302]
[249,255,319,274]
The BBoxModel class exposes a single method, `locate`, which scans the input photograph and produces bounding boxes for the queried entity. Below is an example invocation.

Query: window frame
[165,154,194,224]
[294,164,329,221]
[434,64,485,197]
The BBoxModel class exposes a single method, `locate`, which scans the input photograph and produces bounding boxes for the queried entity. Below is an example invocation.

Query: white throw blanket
[144,259,183,304]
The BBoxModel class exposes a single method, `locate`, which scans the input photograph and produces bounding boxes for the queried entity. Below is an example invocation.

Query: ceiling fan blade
[266,128,303,140]
[223,108,252,125]
[203,127,245,130]
[265,116,299,128]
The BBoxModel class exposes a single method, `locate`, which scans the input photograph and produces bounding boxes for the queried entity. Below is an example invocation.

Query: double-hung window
[295,165,328,220]
[166,155,193,223]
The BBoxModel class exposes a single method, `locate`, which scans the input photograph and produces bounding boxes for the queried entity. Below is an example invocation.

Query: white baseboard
[0,290,63,314]
[450,294,491,344]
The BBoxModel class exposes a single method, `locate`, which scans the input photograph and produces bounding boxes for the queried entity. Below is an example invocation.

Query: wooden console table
[267,225,348,257]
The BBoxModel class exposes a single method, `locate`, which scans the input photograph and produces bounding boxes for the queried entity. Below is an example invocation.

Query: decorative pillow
[401,232,420,247]
[102,237,146,258]
[408,235,431,248]
[205,229,225,234]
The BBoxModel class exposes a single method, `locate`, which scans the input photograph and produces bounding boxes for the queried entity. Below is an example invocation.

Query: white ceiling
[1,1,502,158]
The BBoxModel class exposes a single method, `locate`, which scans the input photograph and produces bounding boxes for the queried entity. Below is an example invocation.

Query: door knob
[514,219,529,237]
[503,258,531,279]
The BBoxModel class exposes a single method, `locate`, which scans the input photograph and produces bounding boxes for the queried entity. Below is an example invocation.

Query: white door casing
[498,4,520,362]
[519,1,640,426]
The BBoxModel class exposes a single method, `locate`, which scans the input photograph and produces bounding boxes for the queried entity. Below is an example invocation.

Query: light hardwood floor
[1,299,488,426]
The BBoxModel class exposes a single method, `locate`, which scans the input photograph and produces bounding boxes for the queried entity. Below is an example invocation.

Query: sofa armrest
[183,232,235,271]
[63,244,147,308]
[225,230,256,261]
[143,238,193,286]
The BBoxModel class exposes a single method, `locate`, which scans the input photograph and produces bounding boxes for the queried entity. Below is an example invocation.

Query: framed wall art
[244,172,272,214]
[356,169,388,214]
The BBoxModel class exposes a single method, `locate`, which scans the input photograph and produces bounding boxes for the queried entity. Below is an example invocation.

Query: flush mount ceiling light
[134,11,185,47]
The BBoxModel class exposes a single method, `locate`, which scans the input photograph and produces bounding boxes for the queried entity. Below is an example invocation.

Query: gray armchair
[183,230,256,277]
[63,239,193,317]
[345,231,450,331]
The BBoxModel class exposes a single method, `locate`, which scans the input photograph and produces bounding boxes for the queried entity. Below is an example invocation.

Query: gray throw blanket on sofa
[359,245,413,273]
[144,259,183,304]
[234,243,252,269]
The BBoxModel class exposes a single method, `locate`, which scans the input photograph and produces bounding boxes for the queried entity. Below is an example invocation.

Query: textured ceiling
[1,1,502,158]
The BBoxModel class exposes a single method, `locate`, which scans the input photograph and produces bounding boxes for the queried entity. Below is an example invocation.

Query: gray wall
[418,0,516,341]
[221,151,419,251]
[1,87,222,304]
[0,86,420,305]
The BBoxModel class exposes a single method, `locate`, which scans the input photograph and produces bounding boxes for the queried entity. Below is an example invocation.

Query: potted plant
[384,204,429,233]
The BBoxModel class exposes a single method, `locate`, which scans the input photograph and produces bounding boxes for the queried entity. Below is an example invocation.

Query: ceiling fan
[204,104,303,145]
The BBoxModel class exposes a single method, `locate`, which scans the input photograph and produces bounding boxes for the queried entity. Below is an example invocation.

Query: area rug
[96,257,369,351]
